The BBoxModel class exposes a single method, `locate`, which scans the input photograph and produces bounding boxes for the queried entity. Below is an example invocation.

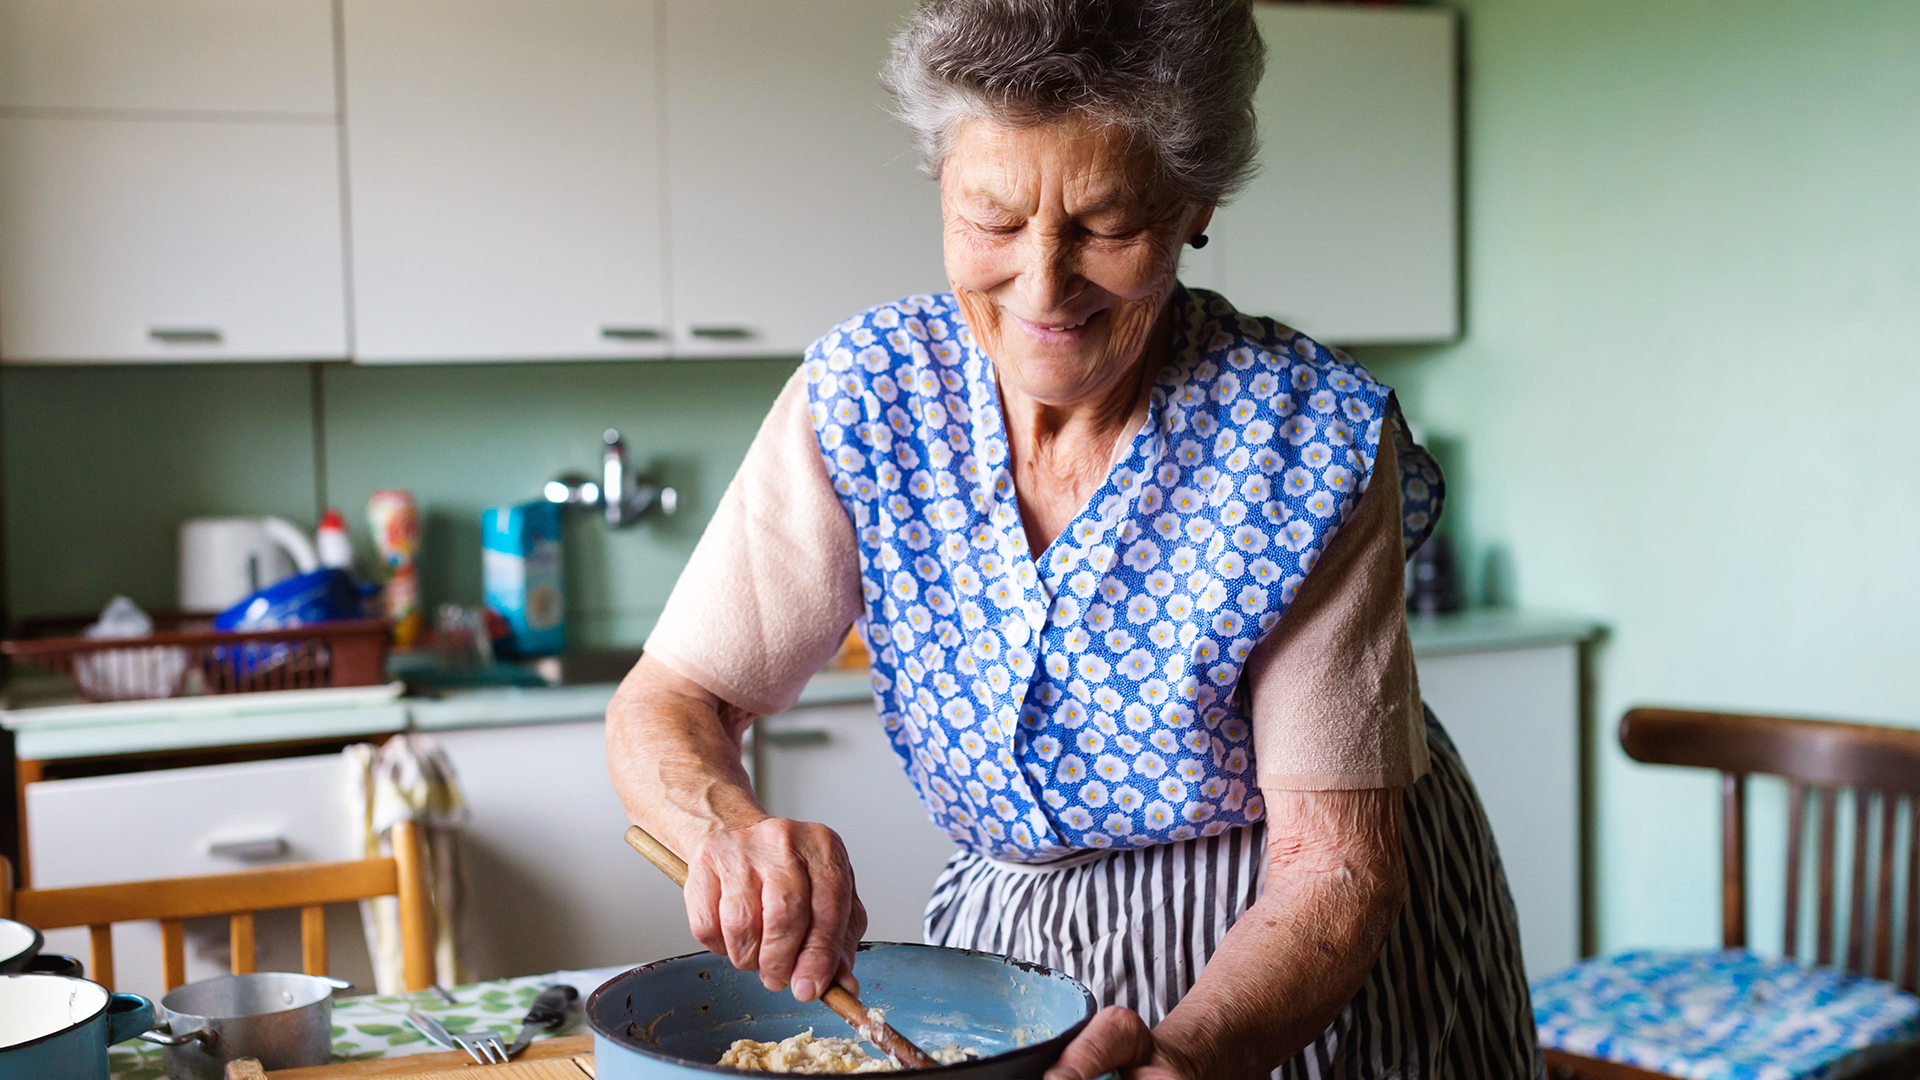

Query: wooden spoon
[623,824,939,1069]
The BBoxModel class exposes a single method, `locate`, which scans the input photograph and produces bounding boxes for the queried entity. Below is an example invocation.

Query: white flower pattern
[805,289,1442,862]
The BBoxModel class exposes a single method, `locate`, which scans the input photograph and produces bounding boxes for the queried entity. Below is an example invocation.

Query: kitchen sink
[392,647,642,695]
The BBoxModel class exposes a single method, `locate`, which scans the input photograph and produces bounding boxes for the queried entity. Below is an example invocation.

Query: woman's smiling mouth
[1014,310,1102,339]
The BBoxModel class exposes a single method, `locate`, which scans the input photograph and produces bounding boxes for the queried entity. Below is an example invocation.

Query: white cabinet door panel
[433,721,691,978]
[1415,644,1580,979]
[662,0,947,359]
[0,117,348,361]
[0,0,337,114]
[343,0,669,362]
[757,704,957,943]
[1207,5,1456,344]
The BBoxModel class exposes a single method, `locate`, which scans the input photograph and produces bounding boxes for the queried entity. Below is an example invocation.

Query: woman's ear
[1187,205,1217,246]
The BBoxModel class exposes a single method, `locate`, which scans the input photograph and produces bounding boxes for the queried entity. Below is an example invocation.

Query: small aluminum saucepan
[140,972,351,1080]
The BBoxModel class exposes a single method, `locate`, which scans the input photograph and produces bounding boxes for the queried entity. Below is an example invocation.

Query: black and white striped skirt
[924,709,1542,1079]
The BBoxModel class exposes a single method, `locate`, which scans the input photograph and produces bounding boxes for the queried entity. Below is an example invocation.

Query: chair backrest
[1621,707,1920,990]
[0,818,434,993]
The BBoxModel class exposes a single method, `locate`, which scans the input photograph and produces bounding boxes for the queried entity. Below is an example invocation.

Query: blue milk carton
[482,502,565,657]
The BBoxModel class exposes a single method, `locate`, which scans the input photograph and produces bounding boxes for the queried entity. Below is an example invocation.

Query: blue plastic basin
[588,942,1096,1078]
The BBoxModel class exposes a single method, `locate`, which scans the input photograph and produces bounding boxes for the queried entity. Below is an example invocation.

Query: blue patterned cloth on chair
[1532,950,1920,1080]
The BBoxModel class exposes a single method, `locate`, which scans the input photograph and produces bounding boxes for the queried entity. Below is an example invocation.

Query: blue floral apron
[803,288,1441,863]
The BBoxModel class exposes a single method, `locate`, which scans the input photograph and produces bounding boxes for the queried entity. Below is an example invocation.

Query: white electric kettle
[178,517,321,614]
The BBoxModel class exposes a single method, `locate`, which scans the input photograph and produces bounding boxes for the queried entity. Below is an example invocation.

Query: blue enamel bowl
[588,942,1096,1078]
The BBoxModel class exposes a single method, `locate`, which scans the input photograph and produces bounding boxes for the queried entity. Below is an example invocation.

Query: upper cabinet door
[662,0,947,359]
[343,0,669,363]
[0,0,337,114]
[0,117,348,361]
[1198,5,1458,345]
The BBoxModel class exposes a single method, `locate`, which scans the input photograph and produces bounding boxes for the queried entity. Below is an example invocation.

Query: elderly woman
[609,1,1536,1076]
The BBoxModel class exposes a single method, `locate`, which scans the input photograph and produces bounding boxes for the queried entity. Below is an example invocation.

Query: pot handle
[105,994,156,1045]
[137,1018,213,1048]
[320,976,354,992]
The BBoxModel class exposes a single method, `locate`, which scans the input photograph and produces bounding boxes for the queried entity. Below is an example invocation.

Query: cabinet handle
[601,326,662,341]
[759,729,830,749]
[688,326,755,341]
[206,837,288,862]
[150,327,222,345]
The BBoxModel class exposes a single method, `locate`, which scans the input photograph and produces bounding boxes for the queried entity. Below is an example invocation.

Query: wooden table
[237,1035,593,1077]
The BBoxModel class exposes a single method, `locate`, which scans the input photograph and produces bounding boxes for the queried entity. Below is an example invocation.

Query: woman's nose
[1017,229,1081,313]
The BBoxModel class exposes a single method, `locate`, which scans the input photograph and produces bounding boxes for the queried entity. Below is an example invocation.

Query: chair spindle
[1784,782,1806,960]
[301,904,328,976]
[1905,796,1919,993]
[1873,794,1897,981]
[231,911,255,974]
[161,918,187,991]
[89,924,115,992]
[1721,772,1746,948]
[1848,792,1871,974]
[1817,787,1838,966]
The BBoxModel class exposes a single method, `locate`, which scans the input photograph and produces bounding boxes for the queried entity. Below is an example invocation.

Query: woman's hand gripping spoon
[623,824,940,1069]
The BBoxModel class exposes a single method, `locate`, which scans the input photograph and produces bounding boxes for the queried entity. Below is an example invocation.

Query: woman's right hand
[682,816,868,1003]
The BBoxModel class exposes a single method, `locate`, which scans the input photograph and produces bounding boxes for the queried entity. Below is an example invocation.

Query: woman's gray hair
[882,0,1265,207]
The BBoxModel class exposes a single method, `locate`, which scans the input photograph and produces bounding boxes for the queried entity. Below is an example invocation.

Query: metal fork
[451,1029,511,1065]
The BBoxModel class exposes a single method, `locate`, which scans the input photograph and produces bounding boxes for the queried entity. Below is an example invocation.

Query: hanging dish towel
[346,734,471,992]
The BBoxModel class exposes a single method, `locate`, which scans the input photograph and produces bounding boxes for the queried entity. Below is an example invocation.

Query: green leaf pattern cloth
[108,966,627,1079]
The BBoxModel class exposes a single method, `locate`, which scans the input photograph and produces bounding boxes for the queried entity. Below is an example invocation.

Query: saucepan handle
[105,994,156,1045]
[138,1019,213,1048]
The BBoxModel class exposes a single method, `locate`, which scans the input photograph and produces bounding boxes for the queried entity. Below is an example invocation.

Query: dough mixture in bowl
[718,1029,978,1073]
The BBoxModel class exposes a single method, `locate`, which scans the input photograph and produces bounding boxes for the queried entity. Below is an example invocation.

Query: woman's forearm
[605,653,768,856]
[606,653,867,1000]
[1153,788,1405,1079]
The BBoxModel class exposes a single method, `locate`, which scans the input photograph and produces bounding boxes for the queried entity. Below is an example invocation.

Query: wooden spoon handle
[621,826,938,1069]
[624,822,690,886]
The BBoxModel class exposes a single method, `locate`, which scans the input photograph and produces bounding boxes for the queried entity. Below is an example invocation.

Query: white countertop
[3,611,1599,762]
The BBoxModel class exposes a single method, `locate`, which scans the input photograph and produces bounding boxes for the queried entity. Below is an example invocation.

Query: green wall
[2,358,795,645]
[1362,0,1920,954]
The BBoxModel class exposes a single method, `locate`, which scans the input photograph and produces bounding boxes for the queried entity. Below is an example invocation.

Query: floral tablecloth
[109,965,632,1079]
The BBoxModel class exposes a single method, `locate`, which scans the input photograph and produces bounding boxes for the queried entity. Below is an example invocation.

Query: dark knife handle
[526,984,578,1029]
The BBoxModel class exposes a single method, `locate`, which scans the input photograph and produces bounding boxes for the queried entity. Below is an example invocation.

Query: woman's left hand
[1043,1006,1198,1080]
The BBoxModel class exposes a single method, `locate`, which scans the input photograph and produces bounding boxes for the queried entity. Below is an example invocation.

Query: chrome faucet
[544,429,677,528]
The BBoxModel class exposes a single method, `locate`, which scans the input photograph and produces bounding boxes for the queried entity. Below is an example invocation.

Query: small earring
[1189,233,1210,249]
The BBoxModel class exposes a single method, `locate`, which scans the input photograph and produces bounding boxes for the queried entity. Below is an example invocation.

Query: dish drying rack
[1,613,390,703]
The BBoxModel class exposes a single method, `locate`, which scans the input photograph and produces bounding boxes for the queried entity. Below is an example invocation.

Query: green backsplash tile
[2,357,795,642]
[2,363,318,620]
[320,358,795,647]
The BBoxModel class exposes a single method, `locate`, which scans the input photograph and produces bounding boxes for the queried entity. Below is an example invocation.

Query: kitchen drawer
[26,753,361,889]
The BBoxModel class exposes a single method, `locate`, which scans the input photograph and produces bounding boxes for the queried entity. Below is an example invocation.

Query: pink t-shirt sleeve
[1245,432,1429,791]
[644,368,864,716]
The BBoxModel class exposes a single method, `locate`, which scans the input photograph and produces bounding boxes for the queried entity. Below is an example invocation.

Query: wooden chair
[1541,707,1920,1080]
[0,818,434,993]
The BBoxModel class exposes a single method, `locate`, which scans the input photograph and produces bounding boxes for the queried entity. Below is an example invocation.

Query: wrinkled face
[942,116,1211,409]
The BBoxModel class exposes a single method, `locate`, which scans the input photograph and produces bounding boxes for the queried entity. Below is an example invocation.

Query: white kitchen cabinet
[341,0,671,362]
[756,705,958,944]
[1413,632,1585,980]
[0,0,336,114]
[1189,4,1457,344]
[660,0,948,358]
[431,702,954,981]
[431,720,695,978]
[24,754,375,1001]
[0,116,349,361]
